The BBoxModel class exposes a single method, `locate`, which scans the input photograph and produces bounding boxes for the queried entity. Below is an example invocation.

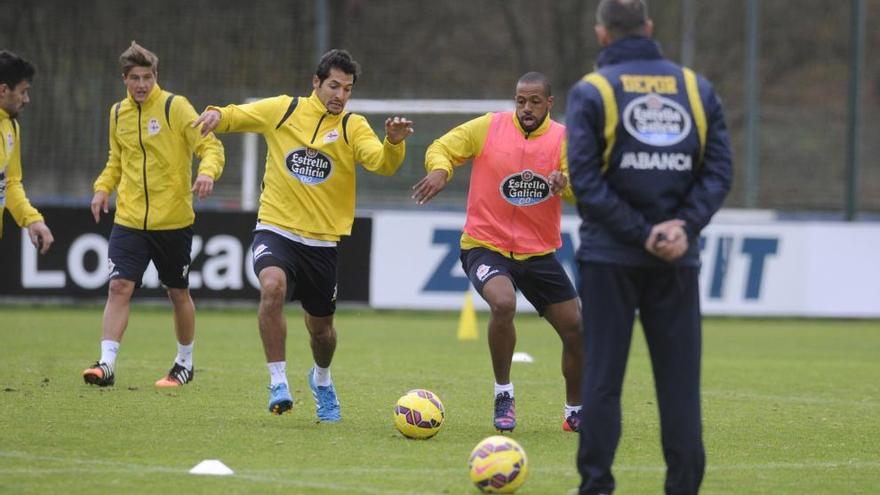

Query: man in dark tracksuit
[565,1,732,494]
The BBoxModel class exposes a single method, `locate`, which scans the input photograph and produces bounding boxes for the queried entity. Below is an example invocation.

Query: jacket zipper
[310,113,328,144]
[509,131,530,251]
[137,103,149,230]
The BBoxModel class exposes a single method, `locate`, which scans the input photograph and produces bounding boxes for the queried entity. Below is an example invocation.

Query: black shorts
[460,247,576,316]
[251,230,338,317]
[107,224,193,289]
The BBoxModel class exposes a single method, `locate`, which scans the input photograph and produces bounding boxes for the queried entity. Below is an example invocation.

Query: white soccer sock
[267,361,288,387]
[100,340,119,370]
[312,364,332,387]
[175,342,194,369]
[565,404,583,416]
[494,382,514,398]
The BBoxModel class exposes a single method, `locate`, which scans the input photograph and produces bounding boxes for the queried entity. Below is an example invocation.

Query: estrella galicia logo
[622,94,692,147]
[285,147,333,185]
[499,169,551,206]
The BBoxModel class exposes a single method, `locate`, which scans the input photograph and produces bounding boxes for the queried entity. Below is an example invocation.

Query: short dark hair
[0,50,36,89]
[315,49,360,85]
[517,72,552,97]
[597,0,649,39]
[119,41,158,76]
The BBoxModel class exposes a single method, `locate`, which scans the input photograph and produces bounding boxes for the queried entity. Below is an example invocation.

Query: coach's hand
[91,190,110,223]
[548,170,568,195]
[412,169,449,205]
[654,230,688,262]
[385,116,414,144]
[192,174,215,200]
[193,109,221,137]
[646,219,688,262]
[27,221,54,255]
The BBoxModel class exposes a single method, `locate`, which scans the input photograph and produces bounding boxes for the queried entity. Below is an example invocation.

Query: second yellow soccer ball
[468,435,529,493]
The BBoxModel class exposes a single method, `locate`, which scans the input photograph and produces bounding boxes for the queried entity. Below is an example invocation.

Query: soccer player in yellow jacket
[0,50,53,253]
[82,42,224,389]
[194,49,413,421]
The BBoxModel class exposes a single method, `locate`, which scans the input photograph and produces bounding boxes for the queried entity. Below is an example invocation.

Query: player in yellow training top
[83,42,225,390]
[195,49,413,421]
[0,50,53,253]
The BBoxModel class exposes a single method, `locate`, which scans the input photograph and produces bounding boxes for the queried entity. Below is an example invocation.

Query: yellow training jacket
[209,91,405,241]
[94,84,224,230]
[0,107,44,238]
[425,112,573,259]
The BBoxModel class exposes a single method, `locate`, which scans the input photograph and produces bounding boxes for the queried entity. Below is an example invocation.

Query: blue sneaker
[308,367,341,422]
[268,383,293,415]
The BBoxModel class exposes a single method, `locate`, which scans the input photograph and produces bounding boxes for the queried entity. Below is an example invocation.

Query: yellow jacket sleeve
[348,114,406,176]
[424,112,492,180]
[4,123,43,227]
[93,105,122,193]
[176,96,225,180]
[210,95,289,134]
[559,138,575,204]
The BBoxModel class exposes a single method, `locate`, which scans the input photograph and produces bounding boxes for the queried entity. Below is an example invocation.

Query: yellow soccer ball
[468,435,528,493]
[393,389,445,439]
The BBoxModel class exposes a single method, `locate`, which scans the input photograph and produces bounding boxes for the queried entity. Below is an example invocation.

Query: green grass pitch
[1,306,878,494]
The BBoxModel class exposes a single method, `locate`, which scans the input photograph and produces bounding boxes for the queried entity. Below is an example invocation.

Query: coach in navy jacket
[566,1,732,494]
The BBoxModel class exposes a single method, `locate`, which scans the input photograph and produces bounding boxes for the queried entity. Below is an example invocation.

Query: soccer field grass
[1,306,878,494]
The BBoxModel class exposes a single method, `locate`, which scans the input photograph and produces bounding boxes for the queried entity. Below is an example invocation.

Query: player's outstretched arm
[177,97,224,197]
[385,116,414,144]
[193,109,221,137]
[412,169,449,205]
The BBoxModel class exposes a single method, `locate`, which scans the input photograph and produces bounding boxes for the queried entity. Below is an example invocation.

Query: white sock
[565,404,583,417]
[100,340,119,370]
[267,361,288,387]
[312,365,332,387]
[494,382,514,398]
[175,342,194,369]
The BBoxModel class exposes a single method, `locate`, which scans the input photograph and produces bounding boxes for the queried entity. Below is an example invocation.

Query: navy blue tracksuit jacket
[566,36,732,266]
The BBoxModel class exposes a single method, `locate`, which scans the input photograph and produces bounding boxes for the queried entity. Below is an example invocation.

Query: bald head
[516,71,551,98]
[596,0,651,40]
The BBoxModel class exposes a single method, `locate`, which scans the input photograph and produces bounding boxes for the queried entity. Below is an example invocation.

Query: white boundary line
[3,451,878,478]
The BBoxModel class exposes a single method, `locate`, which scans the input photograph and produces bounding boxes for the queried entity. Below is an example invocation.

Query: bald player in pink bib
[412,72,584,433]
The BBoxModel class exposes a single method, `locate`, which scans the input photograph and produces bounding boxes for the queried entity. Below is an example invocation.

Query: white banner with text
[370,211,880,317]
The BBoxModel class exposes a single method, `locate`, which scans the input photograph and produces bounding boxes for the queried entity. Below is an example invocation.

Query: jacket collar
[597,36,664,68]
[304,90,343,119]
[510,110,552,138]
[0,107,9,120]
[127,83,162,106]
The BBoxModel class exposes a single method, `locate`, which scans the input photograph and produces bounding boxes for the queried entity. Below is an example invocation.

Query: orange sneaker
[155,362,193,388]
[82,362,115,387]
